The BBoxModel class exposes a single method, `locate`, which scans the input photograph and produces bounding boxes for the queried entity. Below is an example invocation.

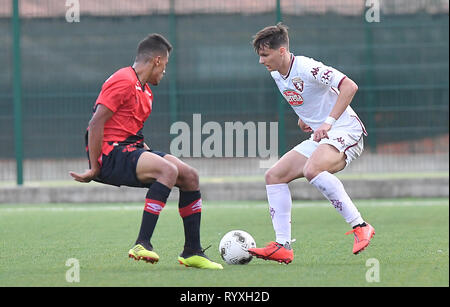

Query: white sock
[266,183,292,245]
[310,171,364,227]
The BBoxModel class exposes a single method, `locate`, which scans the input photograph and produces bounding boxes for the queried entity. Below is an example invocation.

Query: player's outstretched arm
[69,104,113,183]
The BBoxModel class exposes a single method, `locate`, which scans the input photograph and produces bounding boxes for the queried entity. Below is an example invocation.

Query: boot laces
[201,244,212,253]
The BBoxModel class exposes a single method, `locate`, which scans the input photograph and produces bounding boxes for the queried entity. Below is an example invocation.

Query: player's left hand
[69,168,100,183]
[298,118,313,133]
[313,123,332,142]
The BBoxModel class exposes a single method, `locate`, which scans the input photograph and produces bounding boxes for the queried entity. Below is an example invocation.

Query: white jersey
[271,54,366,133]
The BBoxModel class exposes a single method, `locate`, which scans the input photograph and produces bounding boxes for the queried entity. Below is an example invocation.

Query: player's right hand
[298,118,312,133]
[69,168,100,183]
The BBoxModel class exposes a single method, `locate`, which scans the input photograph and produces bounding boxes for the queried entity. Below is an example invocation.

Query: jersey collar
[131,66,146,91]
[281,53,295,80]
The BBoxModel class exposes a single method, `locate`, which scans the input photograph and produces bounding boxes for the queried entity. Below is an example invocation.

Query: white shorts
[293,120,366,166]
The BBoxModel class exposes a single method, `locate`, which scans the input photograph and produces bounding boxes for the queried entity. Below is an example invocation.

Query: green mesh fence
[0,0,448,183]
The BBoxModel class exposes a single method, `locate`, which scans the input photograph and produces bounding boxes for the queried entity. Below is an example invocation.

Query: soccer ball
[219,230,256,265]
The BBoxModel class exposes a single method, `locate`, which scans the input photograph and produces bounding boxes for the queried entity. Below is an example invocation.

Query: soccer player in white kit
[248,23,375,264]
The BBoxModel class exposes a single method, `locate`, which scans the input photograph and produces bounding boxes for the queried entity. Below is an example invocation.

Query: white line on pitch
[0,200,447,213]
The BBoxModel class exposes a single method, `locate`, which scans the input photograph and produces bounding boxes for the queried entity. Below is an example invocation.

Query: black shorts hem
[94,146,167,188]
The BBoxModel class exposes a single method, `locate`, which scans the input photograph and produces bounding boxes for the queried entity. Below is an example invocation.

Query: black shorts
[94,146,167,188]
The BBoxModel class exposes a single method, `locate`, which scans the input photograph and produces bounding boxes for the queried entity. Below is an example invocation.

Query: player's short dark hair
[252,23,289,53]
[136,33,173,62]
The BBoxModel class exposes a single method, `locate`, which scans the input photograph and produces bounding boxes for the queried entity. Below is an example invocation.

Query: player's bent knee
[265,168,283,184]
[140,159,178,186]
[178,166,199,191]
[164,162,179,182]
[303,164,320,182]
[187,167,199,185]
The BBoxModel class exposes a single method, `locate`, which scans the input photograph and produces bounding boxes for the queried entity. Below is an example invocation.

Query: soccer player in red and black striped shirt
[70,34,222,269]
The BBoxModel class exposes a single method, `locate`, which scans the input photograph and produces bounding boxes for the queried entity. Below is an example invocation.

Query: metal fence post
[364,15,377,152]
[12,0,23,185]
[276,0,286,157]
[169,0,178,125]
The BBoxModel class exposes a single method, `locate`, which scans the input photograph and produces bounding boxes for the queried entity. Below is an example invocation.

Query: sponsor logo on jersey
[282,89,304,106]
[311,67,320,78]
[320,69,334,85]
[292,77,304,92]
[135,81,142,91]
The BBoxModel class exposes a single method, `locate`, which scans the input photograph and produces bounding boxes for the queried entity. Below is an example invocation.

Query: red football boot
[248,241,294,264]
[345,223,375,255]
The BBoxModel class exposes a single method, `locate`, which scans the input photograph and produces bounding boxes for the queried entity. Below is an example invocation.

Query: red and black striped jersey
[87,66,153,158]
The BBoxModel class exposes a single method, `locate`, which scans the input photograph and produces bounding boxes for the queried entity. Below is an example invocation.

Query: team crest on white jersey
[282,89,303,106]
[292,77,304,92]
